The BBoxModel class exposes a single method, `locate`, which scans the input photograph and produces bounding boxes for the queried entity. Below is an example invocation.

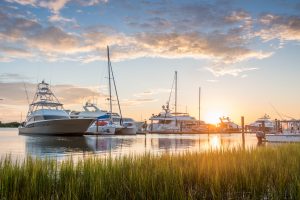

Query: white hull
[117,127,137,135]
[19,118,94,136]
[86,125,116,135]
[265,134,300,142]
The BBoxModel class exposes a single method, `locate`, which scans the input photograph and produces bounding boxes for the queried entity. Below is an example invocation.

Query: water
[0,128,260,160]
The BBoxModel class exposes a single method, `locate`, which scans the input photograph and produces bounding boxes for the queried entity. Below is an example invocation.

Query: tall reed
[0,144,300,199]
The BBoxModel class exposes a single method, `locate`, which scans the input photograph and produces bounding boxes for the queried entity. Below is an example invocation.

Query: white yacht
[86,113,123,135]
[85,46,124,135]
[148,105,197,133]
[248,114,275,132]
[117,118,137,135]
[71,102,107,119]
[18,81,94,136]
[148,71,198,133]
[219,116,240,132]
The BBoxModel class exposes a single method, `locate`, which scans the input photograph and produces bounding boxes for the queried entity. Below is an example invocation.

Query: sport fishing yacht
[18,81,94,136]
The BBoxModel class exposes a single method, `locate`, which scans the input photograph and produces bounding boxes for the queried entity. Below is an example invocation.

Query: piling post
[241,116,245,148]
[96,119,99,133]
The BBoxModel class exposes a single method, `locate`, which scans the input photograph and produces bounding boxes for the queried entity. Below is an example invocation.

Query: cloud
[133,88,170,98]
[5,0,36,6]
[257,14,300,41]
[0,46,33,59]
[0,1,277,76]
[0,81,100,106]
[0,73,32,81]
[206,64,258,77]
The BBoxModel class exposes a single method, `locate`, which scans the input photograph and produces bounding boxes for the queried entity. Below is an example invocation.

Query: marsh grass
[0,144,300,199]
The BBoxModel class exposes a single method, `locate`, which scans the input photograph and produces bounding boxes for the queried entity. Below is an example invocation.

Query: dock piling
[241,116,245,148]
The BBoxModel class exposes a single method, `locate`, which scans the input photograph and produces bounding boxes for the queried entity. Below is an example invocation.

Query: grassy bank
[0,145,300,200]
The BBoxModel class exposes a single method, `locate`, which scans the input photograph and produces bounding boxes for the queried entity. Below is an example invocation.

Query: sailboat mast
[175,71,177,115]
[107,46,113,120]
[110,58,123,125]
[199,87,201,124]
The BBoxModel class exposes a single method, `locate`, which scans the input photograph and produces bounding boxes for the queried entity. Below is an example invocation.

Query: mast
[175,71,177,115]
[199,87,201,125]
[110,56,123,125]
[174,71,177,126]
[107,46,113,120]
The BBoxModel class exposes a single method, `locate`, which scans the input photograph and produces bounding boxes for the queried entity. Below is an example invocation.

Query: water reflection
[25,136,92,157]
[0,128,261,160]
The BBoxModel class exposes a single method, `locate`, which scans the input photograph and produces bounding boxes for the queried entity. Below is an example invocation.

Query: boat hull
[116,127,137,135]
[19,118,94,136]
[86,125,116,135]
[265,134,300,142]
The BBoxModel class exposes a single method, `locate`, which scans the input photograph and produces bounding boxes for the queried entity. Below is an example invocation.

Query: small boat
[219,116,240,133]
[19,81,94,136]
[256,132,300,143]
[116,118,137,135]
[86,113,123,135]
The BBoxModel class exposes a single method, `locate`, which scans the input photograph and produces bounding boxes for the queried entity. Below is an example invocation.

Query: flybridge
[27,80,64,116]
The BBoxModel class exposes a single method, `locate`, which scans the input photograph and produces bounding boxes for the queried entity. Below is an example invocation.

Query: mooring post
[241,116,245,148]
[96,119,99,133]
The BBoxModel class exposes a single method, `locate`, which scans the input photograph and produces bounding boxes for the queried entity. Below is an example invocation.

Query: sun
[204,111,224,125]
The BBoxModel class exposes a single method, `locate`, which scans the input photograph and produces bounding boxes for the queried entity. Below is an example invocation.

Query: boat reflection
[25,136,92,157]
[22,133,259,159]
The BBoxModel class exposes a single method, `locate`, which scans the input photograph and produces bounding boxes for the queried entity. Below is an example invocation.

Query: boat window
[113,118,120,123]
[28,117,34,122]
[34,116,44,121]
[158,120,172,124]
[43,115,69,120]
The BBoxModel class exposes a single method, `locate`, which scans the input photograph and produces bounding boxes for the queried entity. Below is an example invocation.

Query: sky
[0,0,300,124]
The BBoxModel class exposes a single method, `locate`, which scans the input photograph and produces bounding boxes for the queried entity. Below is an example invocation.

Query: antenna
[269,103,283,120]
[23,82,30,105]
[199,87,201,124]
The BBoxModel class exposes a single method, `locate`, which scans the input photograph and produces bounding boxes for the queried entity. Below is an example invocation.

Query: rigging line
[163,72,176,124]
[269,102,283,120]
[167,73,175,107]
[23,81,30,105]
[109,56,123,125]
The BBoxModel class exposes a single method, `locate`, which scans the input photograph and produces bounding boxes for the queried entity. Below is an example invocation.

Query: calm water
[0,128,261,160]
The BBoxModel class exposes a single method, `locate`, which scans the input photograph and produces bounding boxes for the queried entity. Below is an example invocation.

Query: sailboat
[86,46,123,135]
[148,71,198,133]
[18,81,94,136]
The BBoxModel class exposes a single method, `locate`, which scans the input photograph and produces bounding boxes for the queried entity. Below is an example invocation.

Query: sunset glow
[204,111,225,125]
[0,0,300,125]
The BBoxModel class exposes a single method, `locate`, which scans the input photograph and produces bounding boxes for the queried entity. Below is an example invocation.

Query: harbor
[0,128,259,160]
[1,0,300,199]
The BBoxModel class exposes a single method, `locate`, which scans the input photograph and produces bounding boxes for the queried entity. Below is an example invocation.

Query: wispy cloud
[256,14,300,41]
